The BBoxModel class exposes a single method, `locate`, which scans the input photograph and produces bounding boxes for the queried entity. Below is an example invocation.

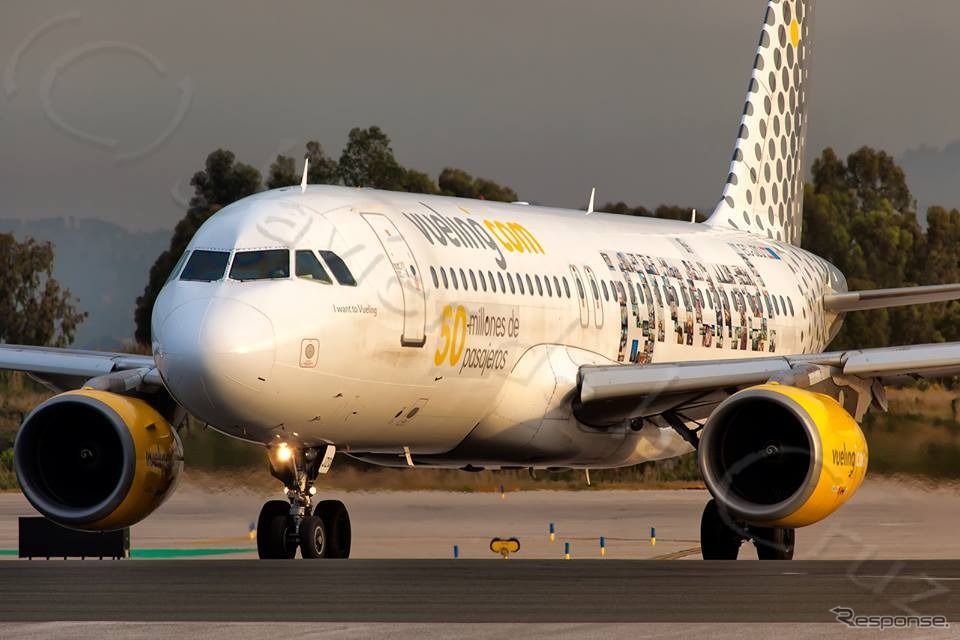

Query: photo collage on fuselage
[600,239,798,365]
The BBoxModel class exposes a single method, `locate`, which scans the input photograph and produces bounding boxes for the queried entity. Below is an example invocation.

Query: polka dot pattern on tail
[706,0,815,247]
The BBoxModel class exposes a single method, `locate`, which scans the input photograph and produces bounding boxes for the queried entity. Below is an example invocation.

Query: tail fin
[706,0,815,245]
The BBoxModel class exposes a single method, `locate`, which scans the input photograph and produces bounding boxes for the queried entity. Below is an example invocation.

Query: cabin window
[180,249,229,282]
[788,297,795,316]
[526,274,534,294]
[230,249,290,281]
[450,267,459,290]
[441,268,449,288]
[295,250,333,284]
[319,251,357,286]
[429,266,439,288]
[478,270,487,291]
[780,296,787,316]
[507,272,516,294]
[489,270,497,293]
[535,275,543,296]
[497,272,506,293]
[588,278,598,300]
[772,295,780,315]
[575,277,585,299]
[469,270,478,291]
[563,277,571,298]
[544,276,553,297]
[459,269,468,290]
[553,277,561,298]
[507,273,524,295]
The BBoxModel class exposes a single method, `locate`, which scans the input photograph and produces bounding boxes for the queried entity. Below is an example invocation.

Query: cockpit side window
[295,250,332,284]
[166,250,191,284]
[230,249,290,281]
[180,250,229,282]
[319,250,357,287]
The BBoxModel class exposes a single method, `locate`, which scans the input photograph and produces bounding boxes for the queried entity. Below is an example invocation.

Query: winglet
[300,158,310,193]
[586,187,596,215]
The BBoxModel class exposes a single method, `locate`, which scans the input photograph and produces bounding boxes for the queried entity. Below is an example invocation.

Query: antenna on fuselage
[586,187,596,215]
[300,158,310,193]
[691,208,697,223]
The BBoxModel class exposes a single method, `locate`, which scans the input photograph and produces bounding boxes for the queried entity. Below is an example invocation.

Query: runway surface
[3,477,960,560]
[0,559,957,623]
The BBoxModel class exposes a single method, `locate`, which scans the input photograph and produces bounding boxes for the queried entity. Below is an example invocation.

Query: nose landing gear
[256,443,351,560]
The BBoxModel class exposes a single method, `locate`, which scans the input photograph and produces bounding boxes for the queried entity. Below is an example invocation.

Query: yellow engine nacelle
[14,389,183,531]
[698,383,867,528]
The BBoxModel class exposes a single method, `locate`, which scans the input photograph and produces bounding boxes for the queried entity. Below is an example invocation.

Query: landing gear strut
[256,444,351,560]
[699,499,795,560]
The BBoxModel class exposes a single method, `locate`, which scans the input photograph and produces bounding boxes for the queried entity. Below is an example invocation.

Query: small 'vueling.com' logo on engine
[831,444,866,468]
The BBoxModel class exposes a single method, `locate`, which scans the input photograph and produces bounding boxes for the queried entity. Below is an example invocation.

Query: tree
[401,169,439,195]
[266,141,339,189]
[845,147,914,214]
[0,234,86,346]
[598,202,652,216]
[134,150,262,345]
[437,168,517,202]
[338,126,407,190]
[802,147,928,350]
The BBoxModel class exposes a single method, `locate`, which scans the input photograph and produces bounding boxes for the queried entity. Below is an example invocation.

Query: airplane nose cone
[156,297,276,427]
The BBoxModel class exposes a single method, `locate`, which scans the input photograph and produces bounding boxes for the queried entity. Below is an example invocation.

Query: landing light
[275,442,293,463]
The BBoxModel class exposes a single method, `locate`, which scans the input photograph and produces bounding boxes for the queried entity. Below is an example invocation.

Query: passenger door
[361,213,427,347]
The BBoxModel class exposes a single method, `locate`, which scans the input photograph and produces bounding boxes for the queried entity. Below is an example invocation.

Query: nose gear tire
[299,515,327,559]
[257,500,296,559]
[315,499,351,559]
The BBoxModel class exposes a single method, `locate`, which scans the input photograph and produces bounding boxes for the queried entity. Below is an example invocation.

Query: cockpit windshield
[319,250,357,286]
[295,250,333,284]
[166,250,191,284]
[229,250,290,281]
[180,250,230,282]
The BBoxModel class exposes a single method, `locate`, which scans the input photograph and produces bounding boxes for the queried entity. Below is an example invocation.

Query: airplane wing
[823,283,960,313]
[0,344,158,393]
[576,342,960,427]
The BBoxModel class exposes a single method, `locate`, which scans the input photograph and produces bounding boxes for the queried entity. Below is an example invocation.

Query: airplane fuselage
[152,185,846,468]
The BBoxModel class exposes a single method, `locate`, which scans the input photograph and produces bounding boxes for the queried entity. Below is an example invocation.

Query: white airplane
[6,0,960,560]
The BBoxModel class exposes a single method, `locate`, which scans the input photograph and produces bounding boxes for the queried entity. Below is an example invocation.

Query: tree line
[1,127,960,355]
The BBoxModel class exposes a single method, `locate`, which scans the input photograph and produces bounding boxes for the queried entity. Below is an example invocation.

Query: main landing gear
[256,443,351,559]
[700,499,795,560]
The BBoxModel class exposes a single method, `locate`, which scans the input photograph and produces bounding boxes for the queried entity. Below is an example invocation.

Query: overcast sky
[3,0,960,231]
